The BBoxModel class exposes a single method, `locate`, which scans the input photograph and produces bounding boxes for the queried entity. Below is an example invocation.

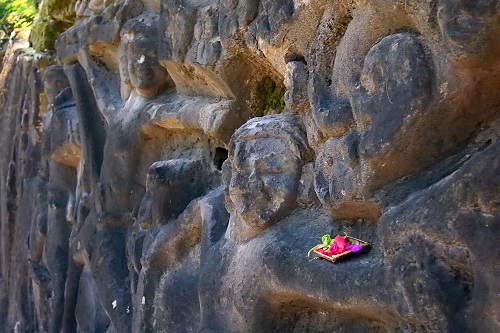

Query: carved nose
[230,173,250,193]
[247,171,264,191]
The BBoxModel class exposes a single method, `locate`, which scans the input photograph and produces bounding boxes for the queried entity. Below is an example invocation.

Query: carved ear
[297,162,319,208]
[119,53,132,101]
[221,159,234,213]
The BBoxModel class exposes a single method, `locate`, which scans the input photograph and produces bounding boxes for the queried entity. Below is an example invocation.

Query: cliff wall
[0,1,499,332]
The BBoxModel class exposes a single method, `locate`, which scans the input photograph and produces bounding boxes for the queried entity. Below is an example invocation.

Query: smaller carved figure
[74,12,175,333]
[313,133,382,220]
[38,66,79,333]
[309,33,432,220]
[130,158,218,333]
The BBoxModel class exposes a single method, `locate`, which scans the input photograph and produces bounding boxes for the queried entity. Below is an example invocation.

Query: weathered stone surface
[382,138,500,332]
[0,0,499,332]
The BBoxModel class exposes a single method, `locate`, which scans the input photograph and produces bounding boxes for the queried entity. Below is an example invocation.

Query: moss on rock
[46,0,76,23]
[30,0,75,51]
[253,76,286,117]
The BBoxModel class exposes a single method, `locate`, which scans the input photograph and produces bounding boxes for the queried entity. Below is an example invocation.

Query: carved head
[120,12,172,99]
[357,33,432,158]
[137,159,213,228]
[225,113,311,240]
[438,0,500,67]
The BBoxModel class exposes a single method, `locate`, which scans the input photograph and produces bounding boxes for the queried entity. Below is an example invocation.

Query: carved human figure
[67,8,237,331]
[305,5,500,330]
[310,32,432,220]
[73,12,174,333]
[118,14,172,102]
[133,113,314,332]
[198,113,333,332]
[94,12,172,219]
[33,66,79,333]
[313,133,379,220]
[355,33,432,160]
[198,112,404,332]
[37,66,111,333]
[307,0,498,247]
[375,4,500,329]
[128,158,217,333]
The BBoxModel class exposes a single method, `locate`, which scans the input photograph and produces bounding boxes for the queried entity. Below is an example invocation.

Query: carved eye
[325,156,334,167]
[360,69,382,96]
[436,5,446,19]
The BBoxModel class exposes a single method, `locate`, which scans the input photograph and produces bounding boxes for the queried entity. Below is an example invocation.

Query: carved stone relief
[0,0,499,332]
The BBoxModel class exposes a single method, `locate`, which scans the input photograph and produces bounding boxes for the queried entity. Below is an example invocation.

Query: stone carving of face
[438,0,500,66]
[226,114,310,240]
[357,33,432,158]
[230,137,300,227]
[120,13,171,99]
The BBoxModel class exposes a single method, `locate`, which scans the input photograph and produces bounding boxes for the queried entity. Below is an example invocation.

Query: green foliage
[254,76,285,117]
[307,234,333,257]
[0,0,36,42]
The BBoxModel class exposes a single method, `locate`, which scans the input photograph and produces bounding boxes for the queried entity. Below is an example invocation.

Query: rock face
[0,0,499,332]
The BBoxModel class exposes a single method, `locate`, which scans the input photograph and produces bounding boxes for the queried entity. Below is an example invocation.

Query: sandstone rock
[0,1,499,332]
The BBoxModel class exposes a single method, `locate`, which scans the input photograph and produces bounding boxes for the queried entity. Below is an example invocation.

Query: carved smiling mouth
[234,192,282,228]
[134,70,156,83]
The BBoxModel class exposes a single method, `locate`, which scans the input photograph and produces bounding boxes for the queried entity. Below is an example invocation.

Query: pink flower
[330,235,347,255]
